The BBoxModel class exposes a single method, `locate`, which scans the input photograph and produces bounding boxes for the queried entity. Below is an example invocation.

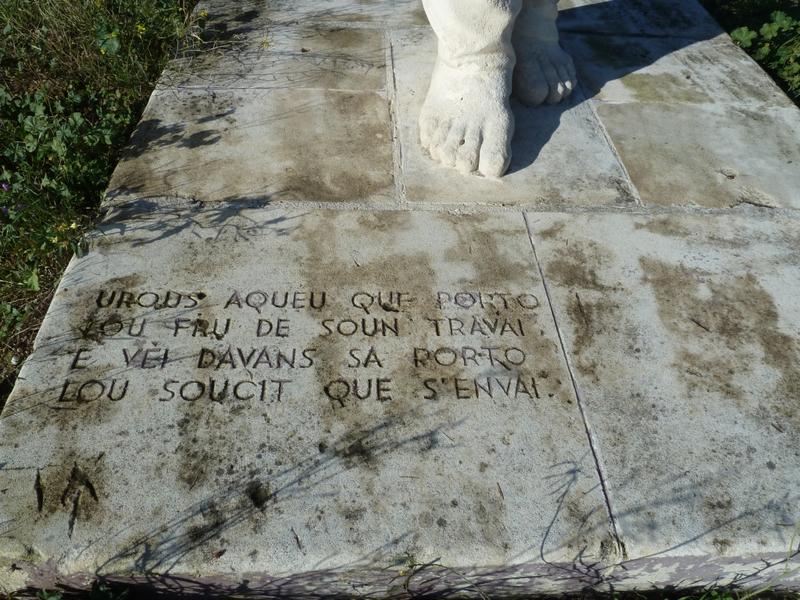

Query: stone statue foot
[512,0,577,107]
[514,40,576,106]
[419,59,514,178]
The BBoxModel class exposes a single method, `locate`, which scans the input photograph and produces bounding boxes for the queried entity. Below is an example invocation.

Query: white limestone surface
[527,212,800,576]
[104,0,800,210]
[4,0,800,595]
[0,203,613,595]
[595,103,800,208]
[108,87,395,204]
[227,0,429,28]
[562,33,795,109]
[159,25,388,91]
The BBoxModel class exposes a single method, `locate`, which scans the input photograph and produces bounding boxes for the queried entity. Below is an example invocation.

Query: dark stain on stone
[705,495,732,512]
[621,72,712,104]
[233,9,260,24]
[246,479,272,509]
[411,2,429,26]
[34,469,43,512]
[713,537,732,555]
[299,210,438,436]
[640,256,800,429]
[176,407,228,491]
[598,532,623,562]
[422,430,438,452]
[541,237,621,383]
[322,27,371,50]
[565,292,620,383]
[545,240,613,292]
[635,216,693,239]
[341,506,366,522]
[444,213,530,290]
[537,221,566,240]
[37,458,106,538]
[338,436,375,467]
[188,503,226,542]
[356,211,413,235]
[277,91,393,202]
[634,217,749,249]
[60,463,99,506]
[472,493,509,556]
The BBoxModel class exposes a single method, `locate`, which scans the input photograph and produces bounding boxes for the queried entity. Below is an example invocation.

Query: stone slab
[527,212,800,571]
[556,28,800,209]
[563,33,795,110]
[195,0,428,29]
[391,29,638,207]
[160,25,387,91]
[259,0,428,28]
[5,0,800,594]
[106,88,395,204]
[595,102,800,208]
[0,203,613,595]
[106,0,800,210]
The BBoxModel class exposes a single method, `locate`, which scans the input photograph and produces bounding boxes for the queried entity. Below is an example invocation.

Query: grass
[0,0,198,406]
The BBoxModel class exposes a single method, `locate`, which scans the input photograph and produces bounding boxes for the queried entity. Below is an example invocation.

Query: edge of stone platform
[5,551,799,598]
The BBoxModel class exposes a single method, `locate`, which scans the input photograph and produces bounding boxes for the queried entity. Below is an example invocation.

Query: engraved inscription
[54,287,560,408]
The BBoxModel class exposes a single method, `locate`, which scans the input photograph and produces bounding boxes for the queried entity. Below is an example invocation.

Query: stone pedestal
[2,0,799,596]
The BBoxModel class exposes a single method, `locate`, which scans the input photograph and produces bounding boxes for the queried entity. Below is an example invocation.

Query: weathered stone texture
[3,0,800,595]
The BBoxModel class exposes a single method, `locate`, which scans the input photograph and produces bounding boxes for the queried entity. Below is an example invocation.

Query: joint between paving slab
[386,34,407,204]
[266,19,429,32]
[579,85,643,208]
[522,211,627,560]
[99,193,800,223]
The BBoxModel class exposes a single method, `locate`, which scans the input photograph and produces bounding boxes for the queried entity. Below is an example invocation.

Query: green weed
[731,10,800,99]
[700,0,800,103]
[0,0,197,403]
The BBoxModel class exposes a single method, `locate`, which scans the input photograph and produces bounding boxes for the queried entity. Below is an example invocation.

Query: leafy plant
[89,581,129,600]
[701,0,800,104]
[732,11,800,98]
[0,0,198,402]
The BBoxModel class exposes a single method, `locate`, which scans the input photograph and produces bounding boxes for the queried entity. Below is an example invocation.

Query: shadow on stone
[507,0,722,173]
[121,119,186,161]
[93,199,298,247]
[110,1,727,188]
